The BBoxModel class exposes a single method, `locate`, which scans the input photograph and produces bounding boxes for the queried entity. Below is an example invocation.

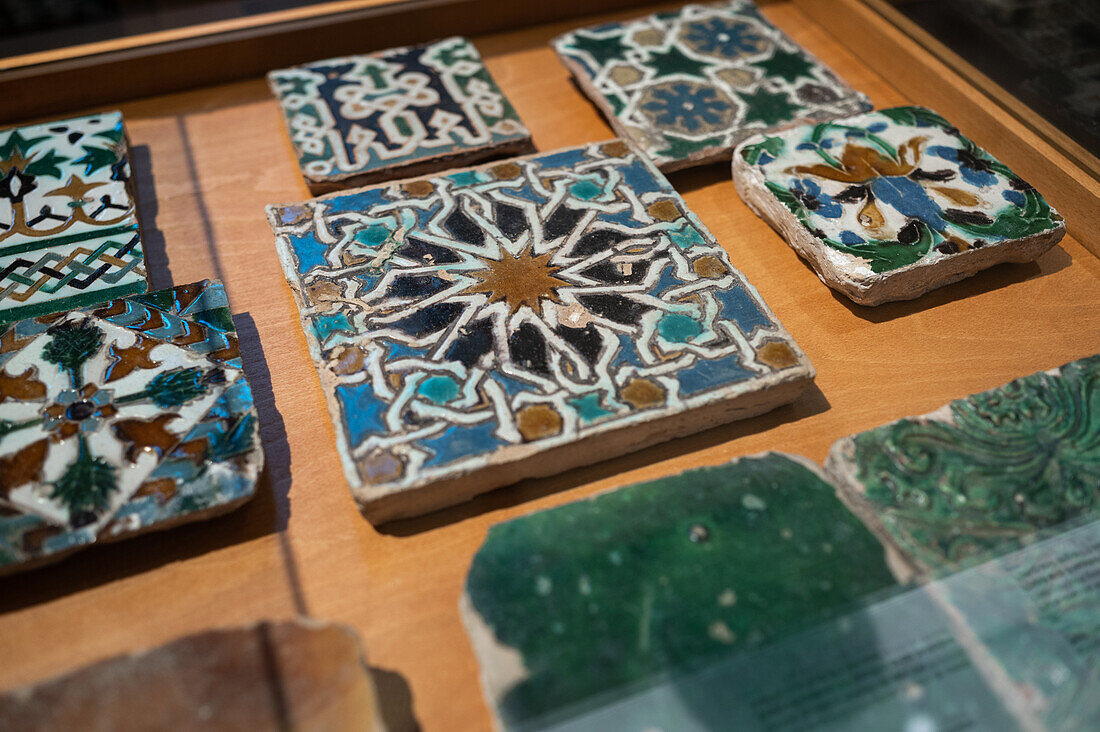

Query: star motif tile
[267,140,813,521]
[733,106,1066,304]
[268,37,535,193]
[826,355,1100,577]
[0,112,148,325]
[462,453,900,728]
[553,0,870,171]
[0,280,263,576]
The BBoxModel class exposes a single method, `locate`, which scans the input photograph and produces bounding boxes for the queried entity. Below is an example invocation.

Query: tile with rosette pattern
[553,1,870,171]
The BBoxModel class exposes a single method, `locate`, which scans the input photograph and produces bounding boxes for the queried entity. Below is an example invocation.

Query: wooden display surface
[1,2,1098,729]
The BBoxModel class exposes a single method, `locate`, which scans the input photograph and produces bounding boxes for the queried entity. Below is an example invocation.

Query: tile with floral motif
[269,37,534,194]
[733,106,1066,305]
[267,140,813,522]
[0,279,262,576]
[0,112,148,325]
[553,1,870,171]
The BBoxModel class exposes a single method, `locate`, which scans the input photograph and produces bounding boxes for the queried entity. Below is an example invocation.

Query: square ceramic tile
[267,140,813,521]
[268,37,535,193]
[733,106,1066,304]
[826,354,1100,577]
[0,280,262,576]
[462,452,901,728]
[0,112,148,325]
[553,0,870,171]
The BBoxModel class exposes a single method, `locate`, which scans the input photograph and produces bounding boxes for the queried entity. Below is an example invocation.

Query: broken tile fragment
[462,452,900,728]
[826,354,1100,576]
[0,279,262,576]
[269,37,534,193]
[0,620,386,731]
[553,0,870,171]
[267,140,813,522]
[0,112,148,324]
[733,105,1065,305]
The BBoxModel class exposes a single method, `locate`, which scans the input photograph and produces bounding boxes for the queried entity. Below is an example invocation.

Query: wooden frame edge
[0,0,651,125]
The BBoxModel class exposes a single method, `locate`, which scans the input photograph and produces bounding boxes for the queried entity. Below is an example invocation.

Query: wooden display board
[1,2,1098,729]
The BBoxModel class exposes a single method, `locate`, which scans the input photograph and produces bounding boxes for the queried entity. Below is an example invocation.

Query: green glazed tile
[0,280,262,576]
[553,1,870,171]
[0,112,149,325]
[826,354,1100,577]
[462,452,899,728]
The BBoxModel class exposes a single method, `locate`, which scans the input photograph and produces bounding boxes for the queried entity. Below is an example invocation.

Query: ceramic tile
[826,354,1100,577]
[0,620,386,731]
[553,0,870,172]
[268,37,535,193]
[733,105,1066,305]
[267,140,813,521]
[462,452,900,728]
[0,112,148,325]
[0,279,262,576]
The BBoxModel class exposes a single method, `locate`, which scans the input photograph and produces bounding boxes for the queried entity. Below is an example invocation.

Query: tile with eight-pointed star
[267,140,814,521]
[553,0,870,171]
[0,112,149,325]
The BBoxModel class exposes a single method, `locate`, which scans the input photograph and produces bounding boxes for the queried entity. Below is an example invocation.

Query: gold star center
[466,247,569,315]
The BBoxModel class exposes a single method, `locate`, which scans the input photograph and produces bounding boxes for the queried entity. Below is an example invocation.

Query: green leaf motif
[825,221,936,274]
[144,367,208,408]
[24,150,69,179]
[73,144,119,175]
[879,106,952,130]
[739,135,784,165]
[206,414,256,462]
[853,355,1100,573]
[42,320,104,374]
[52,448,118,515]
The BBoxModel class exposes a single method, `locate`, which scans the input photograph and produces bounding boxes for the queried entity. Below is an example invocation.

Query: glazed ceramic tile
[733,106,1066,305]
[553,1,870,172]
[826,355,1100,577]
[267,140,813,522]
[0,620,387,731]
[462,453,900,728]
[0,112,148,324]
[269,37,535,193]
[0,279,262,576]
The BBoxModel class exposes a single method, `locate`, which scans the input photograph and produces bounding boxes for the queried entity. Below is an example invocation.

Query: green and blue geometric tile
[462,453,904,729]
[268,37,535,194]
[826,354,1100,577]
[0,112,148,325]
[734,106,1066,305]
[0,279,262,576]
[553,0,870,171]
[266,140,813,522]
